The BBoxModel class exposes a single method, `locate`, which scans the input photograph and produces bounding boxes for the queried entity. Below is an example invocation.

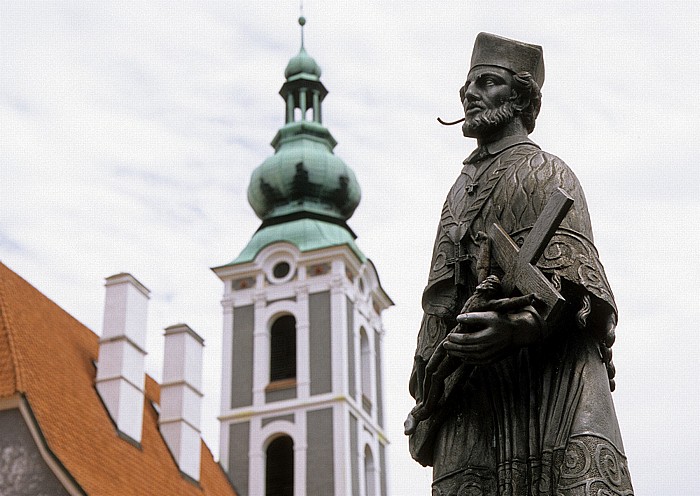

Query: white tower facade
[213,17,391,496]
[214,244,391,496]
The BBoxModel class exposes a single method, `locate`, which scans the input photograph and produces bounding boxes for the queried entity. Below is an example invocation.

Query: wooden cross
[489,188,574,322]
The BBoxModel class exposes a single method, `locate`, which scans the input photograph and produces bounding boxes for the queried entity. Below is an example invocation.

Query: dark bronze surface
[489,187,573,322]
[407,32,633,495]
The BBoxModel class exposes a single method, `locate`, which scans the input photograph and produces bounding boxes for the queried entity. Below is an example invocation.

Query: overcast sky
[1,1,698,494]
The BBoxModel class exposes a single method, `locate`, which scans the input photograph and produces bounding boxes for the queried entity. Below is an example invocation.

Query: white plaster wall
[215,244,391,495]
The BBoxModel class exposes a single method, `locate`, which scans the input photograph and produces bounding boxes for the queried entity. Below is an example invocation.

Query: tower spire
[299,2,305,49]
[243,14,361,235]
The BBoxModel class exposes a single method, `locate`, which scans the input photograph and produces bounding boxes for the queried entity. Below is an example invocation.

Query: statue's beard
[462,100,517,137]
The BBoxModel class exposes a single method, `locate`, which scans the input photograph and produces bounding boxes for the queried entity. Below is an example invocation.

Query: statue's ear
[510,88,529,112]
[511,71,536,113]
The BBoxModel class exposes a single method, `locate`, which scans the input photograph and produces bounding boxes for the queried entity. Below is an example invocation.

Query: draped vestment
[410,137,634,495]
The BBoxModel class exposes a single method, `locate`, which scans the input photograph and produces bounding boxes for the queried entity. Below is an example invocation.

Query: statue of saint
[407,33,634,495]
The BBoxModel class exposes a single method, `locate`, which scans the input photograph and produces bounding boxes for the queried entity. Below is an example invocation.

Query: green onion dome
[247,121,361,222]
[247,25,360,225]
[224,16,368,267]
[284,46,322,80]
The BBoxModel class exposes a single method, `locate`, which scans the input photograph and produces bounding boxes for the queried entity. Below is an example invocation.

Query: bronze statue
[407,33,634,495]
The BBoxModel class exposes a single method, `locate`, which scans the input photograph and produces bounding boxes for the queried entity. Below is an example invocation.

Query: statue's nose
[464,83,480,102]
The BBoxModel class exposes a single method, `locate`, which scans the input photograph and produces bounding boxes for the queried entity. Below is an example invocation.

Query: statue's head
[461,33,544,139]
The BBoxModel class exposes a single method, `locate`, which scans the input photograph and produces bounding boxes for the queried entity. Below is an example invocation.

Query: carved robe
[411,136,634,495]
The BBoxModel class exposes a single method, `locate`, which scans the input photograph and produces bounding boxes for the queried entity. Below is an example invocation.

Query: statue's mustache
[437,116,465,126]
[438,101,485,126]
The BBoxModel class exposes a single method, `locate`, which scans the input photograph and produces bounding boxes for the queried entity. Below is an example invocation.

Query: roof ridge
[0,262,22,392]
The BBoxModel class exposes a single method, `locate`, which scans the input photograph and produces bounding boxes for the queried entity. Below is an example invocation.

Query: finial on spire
[298,17,306,49]
[299,1,306,49]
[284,7,321,81]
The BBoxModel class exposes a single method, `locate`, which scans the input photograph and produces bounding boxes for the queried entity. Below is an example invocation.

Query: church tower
[213,17,392,496]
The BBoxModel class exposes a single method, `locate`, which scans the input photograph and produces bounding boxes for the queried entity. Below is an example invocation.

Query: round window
[273,261,291,279]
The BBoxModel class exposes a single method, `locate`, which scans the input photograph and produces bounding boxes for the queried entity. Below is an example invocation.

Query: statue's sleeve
[499,150,617,336]
[414,204,465,358]
[411,214,461,399]
[421,203,459,313]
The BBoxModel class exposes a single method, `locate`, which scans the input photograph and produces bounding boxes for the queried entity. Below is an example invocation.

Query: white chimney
[96,273,150,444]
[159,323,204,482]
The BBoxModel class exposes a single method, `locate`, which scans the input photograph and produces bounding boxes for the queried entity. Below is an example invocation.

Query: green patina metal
[226,17,366,267]
[247,122,361,222]
[229,218,367,266]
[285,46,321,80]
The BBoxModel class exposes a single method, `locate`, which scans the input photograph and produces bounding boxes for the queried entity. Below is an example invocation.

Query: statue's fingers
[445,332,470,345]
[456,311,494,326]
[446,328,489,345]
[444,332,495,357]
[442,339,479,354]
[443,344,495,365]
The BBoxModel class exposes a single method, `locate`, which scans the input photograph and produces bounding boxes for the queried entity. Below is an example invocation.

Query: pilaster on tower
[213,16,391,496]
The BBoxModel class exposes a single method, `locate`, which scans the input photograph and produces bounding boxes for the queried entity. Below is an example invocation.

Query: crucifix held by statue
[407,32,633,496]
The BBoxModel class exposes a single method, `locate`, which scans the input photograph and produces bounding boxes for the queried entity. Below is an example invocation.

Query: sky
[1,1,698,494]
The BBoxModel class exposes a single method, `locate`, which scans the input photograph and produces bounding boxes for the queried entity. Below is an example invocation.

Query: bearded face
[462,100,517,138]
[460,66,521,139]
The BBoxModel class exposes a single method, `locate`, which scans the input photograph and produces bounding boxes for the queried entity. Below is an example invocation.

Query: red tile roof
[0,262,237,495]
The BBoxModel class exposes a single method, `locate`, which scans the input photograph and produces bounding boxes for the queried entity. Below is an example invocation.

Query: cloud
[0,230,27,254]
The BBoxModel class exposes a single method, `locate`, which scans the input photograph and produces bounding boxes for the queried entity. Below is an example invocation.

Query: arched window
[266,435,294,496]
[360,328,372,413]
[270,315,296,382]
[364,445,376,496]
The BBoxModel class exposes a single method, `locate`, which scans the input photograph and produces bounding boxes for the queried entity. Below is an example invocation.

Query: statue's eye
[478,74,503,88]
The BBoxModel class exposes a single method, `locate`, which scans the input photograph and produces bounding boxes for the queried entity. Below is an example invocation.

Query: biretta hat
[470,32,545,88]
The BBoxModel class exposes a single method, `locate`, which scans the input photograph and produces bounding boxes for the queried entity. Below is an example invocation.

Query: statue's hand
[443,307,542,365]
